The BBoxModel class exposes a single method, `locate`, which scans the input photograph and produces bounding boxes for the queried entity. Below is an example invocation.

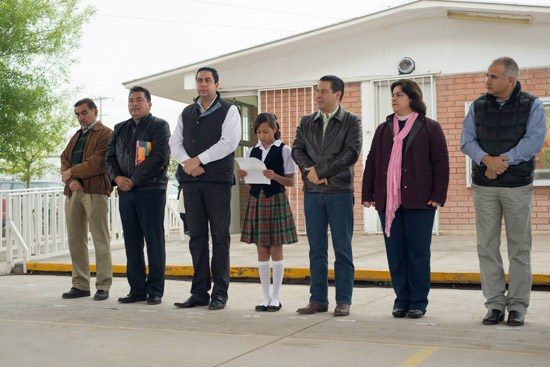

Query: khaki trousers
[65,191,112,291]
[472,183,533,314]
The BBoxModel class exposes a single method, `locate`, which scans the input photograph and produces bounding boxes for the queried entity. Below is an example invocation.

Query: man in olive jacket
[292,75,362,317]
[60,98,113,301]
[106,86,171,305]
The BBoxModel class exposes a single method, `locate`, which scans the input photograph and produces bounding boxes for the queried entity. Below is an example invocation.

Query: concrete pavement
[1,274,550,367]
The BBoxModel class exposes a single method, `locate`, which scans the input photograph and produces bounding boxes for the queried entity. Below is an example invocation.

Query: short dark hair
[254,112,280,140]
[390,79,427,115]
[319,75,345,102]
[196,67,219,83]
[129,86,151,102]
[74,98,97,111]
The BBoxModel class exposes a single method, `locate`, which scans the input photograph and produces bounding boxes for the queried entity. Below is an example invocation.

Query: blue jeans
[378,207,435,313]
[304,192,355,305]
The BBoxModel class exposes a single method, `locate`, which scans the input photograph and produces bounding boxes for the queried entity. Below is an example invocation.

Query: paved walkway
[1,274,550,366]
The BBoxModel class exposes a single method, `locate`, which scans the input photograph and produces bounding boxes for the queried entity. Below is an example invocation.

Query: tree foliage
[0,0,95,180]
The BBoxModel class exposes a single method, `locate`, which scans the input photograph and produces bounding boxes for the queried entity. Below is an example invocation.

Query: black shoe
[118,294,147,303]
[255,305,268,312]
[482,309,504,325]
[147,295,162,305]
[209,297,226,310]
[62,287,90,299]
[93,290,109,301]
[174,296,209,308]
[507,310,525,326]
[267,303,282,312]
[407,309,425,319]
[392,308,407,318]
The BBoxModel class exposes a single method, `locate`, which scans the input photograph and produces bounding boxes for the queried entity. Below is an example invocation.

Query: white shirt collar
[254,139,282,150]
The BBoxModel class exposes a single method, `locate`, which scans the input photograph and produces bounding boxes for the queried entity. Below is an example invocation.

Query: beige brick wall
[238,69,549,233]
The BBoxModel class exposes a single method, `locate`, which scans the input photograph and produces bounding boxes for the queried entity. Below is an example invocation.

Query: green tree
[0,109,72,186]
[0,0,94,180]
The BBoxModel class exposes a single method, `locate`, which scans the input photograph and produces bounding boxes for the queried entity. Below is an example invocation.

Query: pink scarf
[385,112,419,237]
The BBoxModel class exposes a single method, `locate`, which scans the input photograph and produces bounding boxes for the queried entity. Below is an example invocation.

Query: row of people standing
[59,56,545,327]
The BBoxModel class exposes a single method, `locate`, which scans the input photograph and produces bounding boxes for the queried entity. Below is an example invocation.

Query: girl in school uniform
[238,112,298,312]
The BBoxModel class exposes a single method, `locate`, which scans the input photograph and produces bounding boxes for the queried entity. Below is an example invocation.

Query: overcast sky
[68,0,550,132]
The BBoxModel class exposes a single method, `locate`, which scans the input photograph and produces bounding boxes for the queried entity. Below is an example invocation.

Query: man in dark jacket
[292,75,362,316]
[60,98,113,301]
[461,57,547,326]
[105,86,171,305]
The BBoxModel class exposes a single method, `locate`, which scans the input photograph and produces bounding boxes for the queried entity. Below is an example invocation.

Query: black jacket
[292,106,362,193]
[106,113,171,191]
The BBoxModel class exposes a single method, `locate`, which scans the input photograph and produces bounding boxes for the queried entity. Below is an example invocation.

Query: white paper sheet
[235,158,270,184]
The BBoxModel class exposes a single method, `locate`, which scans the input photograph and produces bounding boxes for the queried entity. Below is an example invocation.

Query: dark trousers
[118,189,166,297]
[179,213,189,233]
[183,182,232,303]
[378,207,435,313]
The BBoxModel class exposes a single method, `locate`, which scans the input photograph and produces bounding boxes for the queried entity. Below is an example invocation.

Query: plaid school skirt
[241,190,298,246]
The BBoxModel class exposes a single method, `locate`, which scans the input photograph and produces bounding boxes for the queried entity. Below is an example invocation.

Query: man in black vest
[170,67,241,310]
[461,57,547,326]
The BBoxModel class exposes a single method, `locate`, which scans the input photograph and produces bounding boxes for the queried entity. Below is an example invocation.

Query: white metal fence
[1,188,183,274]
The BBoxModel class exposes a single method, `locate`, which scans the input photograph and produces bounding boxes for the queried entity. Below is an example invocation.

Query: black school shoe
[267,303,282,312]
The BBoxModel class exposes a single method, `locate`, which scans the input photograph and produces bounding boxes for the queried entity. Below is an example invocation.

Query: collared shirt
[169,96,241,165]
[245,140,297,174]
[321,106,340,135]
[461,95,547,165]
[82,120,98,134]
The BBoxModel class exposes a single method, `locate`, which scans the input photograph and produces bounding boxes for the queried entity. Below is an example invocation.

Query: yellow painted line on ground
[25,262,550,285]
[400,346,440,367]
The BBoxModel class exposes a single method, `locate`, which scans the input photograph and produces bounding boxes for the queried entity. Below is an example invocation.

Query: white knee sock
[258,261,271,306]
[270,260,284,306]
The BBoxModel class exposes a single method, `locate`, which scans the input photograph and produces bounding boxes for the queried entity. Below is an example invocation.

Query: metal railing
[1,188,183,274]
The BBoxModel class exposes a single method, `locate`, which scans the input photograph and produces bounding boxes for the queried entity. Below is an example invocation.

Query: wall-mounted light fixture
[398,57,415,75]
[448,11,532,24]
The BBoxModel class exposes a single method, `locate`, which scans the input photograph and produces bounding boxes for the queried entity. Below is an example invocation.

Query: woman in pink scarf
[362,80,449,319]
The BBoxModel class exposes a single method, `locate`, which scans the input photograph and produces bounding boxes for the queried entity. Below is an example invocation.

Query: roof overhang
[123,0,550,103]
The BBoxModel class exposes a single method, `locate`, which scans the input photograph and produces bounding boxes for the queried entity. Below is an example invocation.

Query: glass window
[534,100,550,183]
[230,100,257,158]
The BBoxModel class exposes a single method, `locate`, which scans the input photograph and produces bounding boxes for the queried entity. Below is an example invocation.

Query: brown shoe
[334,303,350,316]
[296,302,328,314]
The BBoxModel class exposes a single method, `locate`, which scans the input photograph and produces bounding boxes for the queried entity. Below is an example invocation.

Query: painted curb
[25,262,550,285]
